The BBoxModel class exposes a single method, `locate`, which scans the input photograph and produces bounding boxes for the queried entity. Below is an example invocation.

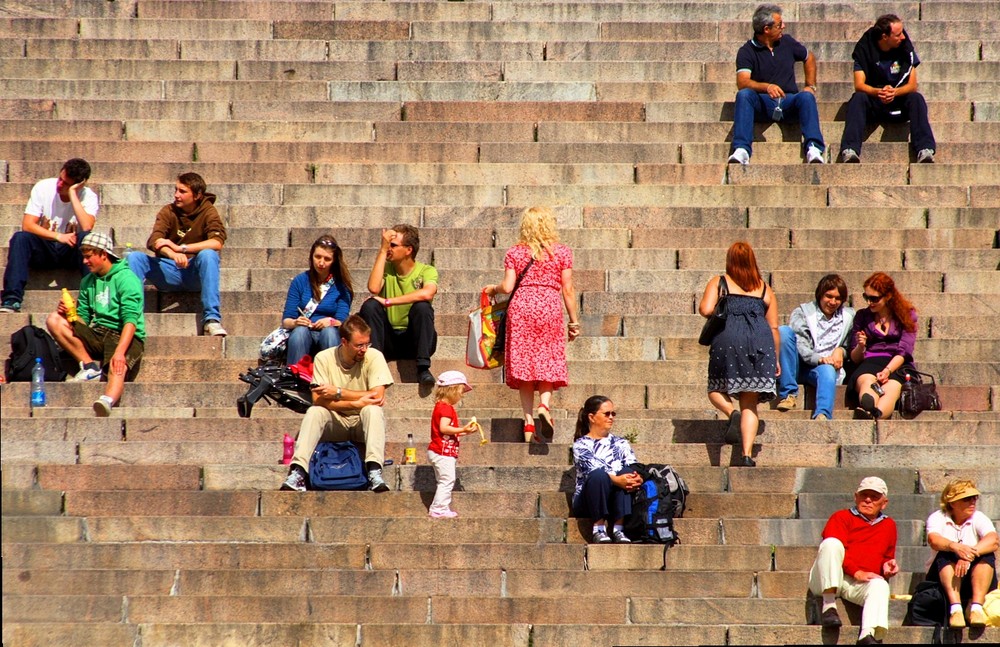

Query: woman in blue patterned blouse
[572,395,644,544]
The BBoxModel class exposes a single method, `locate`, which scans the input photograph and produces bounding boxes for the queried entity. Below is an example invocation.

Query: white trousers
[292,405,386,472]
[808,537,890,641]
[428,450,456,513]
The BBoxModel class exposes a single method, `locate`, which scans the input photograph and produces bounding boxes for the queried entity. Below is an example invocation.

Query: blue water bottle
[31,357,46,407]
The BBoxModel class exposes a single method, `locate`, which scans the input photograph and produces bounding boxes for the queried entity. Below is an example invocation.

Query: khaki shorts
[72,321,144,381]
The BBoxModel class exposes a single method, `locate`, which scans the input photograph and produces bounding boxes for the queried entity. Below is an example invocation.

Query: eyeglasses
[349,342,371,351]
[767,21,785,30]
[600,411,617,418]
[862,293,883,303]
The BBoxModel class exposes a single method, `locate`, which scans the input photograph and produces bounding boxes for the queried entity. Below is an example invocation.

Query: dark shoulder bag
[493,258,534,355]
[897,366,942,419]
[698,276,729,346]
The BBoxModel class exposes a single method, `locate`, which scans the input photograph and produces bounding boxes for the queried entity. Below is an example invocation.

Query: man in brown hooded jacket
[126,172,228,336]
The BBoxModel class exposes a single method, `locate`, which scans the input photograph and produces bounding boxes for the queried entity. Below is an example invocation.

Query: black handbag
[897,366,942,418]
[698,276,729,346]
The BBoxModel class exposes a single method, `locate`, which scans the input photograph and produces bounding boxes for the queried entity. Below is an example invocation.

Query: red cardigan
[822,508,898,577]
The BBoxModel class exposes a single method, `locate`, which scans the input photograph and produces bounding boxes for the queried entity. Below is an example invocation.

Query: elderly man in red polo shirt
[808,476,899,644]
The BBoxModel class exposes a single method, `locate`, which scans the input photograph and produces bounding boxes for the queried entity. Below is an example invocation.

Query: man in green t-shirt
[46,231,146,417]
[359,224,438,385]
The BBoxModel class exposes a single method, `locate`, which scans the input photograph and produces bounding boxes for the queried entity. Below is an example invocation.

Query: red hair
[725,241,764,292]
[864,272,917,332]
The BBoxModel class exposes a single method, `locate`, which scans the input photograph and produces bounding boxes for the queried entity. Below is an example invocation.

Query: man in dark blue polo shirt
[838,14,936,163]
[729,4,825,165]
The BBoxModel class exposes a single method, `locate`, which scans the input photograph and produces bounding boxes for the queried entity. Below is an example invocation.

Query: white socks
[822,593,837,613]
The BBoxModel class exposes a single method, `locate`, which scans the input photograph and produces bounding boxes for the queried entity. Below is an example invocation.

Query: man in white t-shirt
[1,159,100,313]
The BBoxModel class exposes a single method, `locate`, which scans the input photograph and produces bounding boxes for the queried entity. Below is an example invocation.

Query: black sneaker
[0,300,21,313]
[417,369,435,385]
[280,465,307,492]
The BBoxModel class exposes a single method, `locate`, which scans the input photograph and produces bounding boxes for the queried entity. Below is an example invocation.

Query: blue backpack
[623,463,688,546]
[308,442,368,491]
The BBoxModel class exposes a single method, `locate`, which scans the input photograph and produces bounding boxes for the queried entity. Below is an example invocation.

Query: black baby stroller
[237,355,315,418]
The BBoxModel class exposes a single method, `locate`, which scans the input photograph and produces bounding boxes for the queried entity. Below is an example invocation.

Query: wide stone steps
[3,2,999,645]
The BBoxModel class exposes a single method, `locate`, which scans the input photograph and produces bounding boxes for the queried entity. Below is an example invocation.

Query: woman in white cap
[925,479,998,628]
[427,370,478,519]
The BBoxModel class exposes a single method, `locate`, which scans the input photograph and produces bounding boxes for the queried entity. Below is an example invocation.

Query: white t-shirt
[925,508,997,568]
[24,177,100,234]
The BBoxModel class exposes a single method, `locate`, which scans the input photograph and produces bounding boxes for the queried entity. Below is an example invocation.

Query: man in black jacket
[839,14,936,163]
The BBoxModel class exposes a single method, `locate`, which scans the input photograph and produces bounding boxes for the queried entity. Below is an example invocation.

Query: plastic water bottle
[30,358,46,407]
[123,243,133,257]
[404,433,417,464]
[282,433,295,465]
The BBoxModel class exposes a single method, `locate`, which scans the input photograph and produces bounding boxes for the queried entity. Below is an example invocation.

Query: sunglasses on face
[388,242,405,249]
[600,411,617,418]
[862,293,883,303]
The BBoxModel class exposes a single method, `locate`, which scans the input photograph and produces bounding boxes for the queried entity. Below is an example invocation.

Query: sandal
[523,423,536,444]
[855,393,882,420]
[535,404,553,442]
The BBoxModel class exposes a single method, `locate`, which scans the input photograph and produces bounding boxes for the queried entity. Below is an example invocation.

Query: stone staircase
[2,1,998,645]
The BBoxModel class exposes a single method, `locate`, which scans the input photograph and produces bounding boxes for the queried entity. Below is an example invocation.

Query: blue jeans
[286,325,340,366]
[778,325,838,419]
[127,249,222,322]
[1,230,90,304]
[731,88,825,157]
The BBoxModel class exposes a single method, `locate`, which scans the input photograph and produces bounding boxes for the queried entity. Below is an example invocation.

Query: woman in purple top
[848,272,917,419]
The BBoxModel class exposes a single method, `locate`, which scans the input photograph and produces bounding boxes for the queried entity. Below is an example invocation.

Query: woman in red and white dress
[484,207,581,443]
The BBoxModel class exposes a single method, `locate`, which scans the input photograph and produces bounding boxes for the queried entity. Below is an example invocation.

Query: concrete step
[546,38,981,62]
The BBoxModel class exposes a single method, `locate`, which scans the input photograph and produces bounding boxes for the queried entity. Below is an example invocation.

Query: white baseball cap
[435,370,472,392]
[857,476,888,497]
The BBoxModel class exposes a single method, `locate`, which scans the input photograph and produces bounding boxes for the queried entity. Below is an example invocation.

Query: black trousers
[359,298,437,369]
[839,91,936,155]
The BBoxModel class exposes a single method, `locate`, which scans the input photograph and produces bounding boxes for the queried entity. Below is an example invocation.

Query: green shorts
[72,321,144,381]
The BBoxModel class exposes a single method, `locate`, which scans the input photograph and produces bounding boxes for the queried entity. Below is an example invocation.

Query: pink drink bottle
[282,434,295,465]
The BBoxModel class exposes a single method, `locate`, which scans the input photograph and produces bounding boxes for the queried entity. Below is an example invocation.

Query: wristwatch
[334,387,342,402]
[180,244,189,254]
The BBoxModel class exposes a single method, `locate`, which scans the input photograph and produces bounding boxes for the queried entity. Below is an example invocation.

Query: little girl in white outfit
[427,371,477,518]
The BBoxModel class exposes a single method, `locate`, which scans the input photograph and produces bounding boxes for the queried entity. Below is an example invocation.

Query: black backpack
[5,325,68,382]
[624,463,689,546]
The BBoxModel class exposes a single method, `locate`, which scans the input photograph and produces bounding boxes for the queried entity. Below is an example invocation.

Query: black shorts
[72,322,144,381]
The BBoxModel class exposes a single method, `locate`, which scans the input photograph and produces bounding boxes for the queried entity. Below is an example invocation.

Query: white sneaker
[203,321,227,337]
[806,145,825,164]
[71,362,102,382]
[727,148,750,165]
[916,148,935,163]
[93,396,114,417]
[840,149,860,163]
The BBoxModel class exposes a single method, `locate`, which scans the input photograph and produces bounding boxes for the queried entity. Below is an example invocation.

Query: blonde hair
[435,384,465,405]
[517,206,558,261]
[940,479,978,512]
